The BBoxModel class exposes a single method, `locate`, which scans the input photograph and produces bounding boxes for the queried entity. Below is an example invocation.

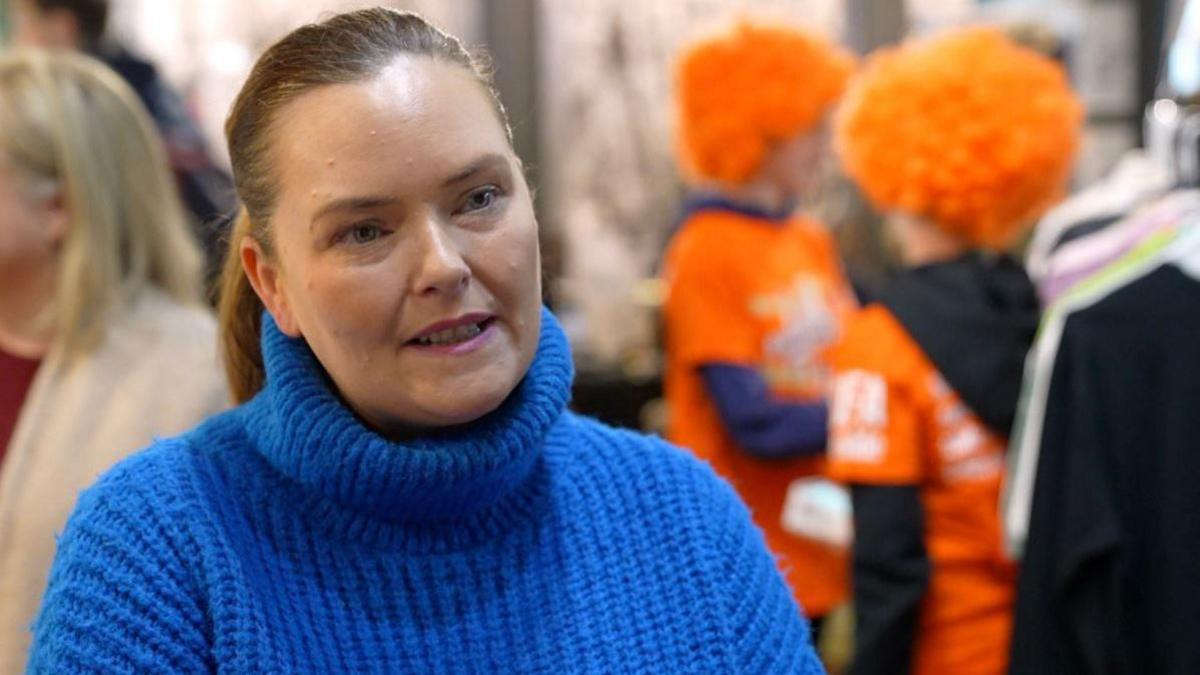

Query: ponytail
[217,209,266,403]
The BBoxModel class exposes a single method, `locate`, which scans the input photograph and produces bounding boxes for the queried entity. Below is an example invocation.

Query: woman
[11,0,237,287]
[29,9,823,673]
[0,51,227,671]
[827,28,1081,675]
[662,22,857,634]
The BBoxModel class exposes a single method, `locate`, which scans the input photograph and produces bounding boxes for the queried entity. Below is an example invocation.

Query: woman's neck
[702,179,793,217]
[0,270,56,358]
[242,307,573,541]
[891,213,970,267]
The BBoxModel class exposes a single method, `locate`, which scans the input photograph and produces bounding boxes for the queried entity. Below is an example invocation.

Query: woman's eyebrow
[309,154,509,225]
[442,153,509,187]
[311,196,398,224]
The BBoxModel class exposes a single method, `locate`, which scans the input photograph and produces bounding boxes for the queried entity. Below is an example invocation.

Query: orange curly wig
[834,27,1084,249]
[676,22,855,185]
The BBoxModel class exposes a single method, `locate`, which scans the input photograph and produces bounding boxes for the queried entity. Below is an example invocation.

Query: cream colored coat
[0,290,228,674]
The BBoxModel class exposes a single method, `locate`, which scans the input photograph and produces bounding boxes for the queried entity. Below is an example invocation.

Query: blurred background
[0,0,1160,431]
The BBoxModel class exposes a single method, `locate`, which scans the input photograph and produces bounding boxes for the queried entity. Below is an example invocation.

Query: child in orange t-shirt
[828,28,1083,675]
[662,22,857,628]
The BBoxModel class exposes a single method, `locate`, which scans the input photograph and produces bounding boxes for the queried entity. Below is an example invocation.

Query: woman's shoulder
[551,412,743,507]
[61,412,255,545]
[80,433,208,502]
[30,435,219,671]
[80,399,253,508]
[101,289,228,411]
[54,436,209,566]
[120,288,218,355]
[93,290,218,374]
[548,413,820,673]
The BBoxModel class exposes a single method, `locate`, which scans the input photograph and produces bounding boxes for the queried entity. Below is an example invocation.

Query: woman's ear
[42,186,68,250]
[38,7,85,49]
[240,237,302,337]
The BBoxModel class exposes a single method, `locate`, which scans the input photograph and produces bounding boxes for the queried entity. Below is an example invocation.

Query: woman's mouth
[408,315,498,352]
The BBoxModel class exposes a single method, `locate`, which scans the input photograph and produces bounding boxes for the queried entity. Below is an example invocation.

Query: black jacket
[850,252,1038,675]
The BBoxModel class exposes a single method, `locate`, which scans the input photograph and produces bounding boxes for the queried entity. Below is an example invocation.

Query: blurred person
[828,27,1082,675]
[11,0,236,288]
[661,21,857,636]
[0,49,227,671]
[27,9,825,673]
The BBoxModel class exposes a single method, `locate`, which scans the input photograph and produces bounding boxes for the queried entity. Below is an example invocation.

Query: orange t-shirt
[827,305,1015,675]
[662,209,855,618]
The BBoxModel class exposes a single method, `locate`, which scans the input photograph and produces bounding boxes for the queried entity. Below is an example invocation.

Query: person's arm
[700,363,827,459]
[28,446,209,674]
[826,360,928,675]
[847,484,929,675]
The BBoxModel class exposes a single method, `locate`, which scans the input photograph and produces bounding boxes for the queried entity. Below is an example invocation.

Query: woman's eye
[343,222,384,245]
[461,187,499,213]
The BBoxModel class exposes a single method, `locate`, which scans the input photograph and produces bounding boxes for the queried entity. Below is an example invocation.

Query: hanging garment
[1035,190,1200,305]
[1026,151,1172,300]
[1004,221,1200,674]
[1004,195,1200,555]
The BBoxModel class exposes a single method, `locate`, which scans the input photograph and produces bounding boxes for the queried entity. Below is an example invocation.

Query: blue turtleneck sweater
[28,310,822,673]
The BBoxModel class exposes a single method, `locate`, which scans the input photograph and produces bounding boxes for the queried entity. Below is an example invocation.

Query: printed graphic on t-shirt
[829,369,888,464]
[928,375,1004,483]
[829,368,1004,484]
[751,276,840,395]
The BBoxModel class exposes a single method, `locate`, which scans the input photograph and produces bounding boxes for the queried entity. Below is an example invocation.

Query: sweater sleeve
[700,363,828,459]
[27,447,210,674]
[707,472,827,674]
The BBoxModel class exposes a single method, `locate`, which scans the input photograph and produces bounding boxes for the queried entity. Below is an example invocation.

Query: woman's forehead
[270,58,509,191]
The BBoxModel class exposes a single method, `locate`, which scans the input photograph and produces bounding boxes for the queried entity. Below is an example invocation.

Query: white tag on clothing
[780,478,853,549]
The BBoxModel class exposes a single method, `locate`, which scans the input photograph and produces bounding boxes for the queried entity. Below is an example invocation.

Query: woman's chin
[405,387,514,430]
[435,399,507,428]
[421,362,528,427]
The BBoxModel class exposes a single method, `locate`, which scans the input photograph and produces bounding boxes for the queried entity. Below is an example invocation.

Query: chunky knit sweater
[28,310,822,674]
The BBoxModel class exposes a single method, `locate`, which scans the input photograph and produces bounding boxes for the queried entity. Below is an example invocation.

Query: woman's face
[0,157,63,345]
[0,158,55,267]
[10,0,77,49]
[763,123,830,202]
[244,56,542,433]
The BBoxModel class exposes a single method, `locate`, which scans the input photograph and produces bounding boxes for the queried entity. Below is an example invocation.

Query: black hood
[879,252,1039,437]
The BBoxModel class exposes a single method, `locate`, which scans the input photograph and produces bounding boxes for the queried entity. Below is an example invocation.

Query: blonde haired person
[0,50,227,671]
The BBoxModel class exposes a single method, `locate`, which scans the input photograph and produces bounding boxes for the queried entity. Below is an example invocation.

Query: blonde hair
[218,8,506,403]
[0,49,202,355]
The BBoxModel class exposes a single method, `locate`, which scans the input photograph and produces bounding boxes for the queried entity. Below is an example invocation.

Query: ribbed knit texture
[28,309,822,674]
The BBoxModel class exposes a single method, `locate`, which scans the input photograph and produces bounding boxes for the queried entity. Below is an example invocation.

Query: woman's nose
[411,216,470,298]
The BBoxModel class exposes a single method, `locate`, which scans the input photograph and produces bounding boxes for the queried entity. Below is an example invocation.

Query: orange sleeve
[826,368,924,484]
[825,306,926,485]
[663,225,760,367]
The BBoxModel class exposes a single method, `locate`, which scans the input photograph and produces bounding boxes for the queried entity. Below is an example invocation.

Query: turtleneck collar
[240,307,573,534]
